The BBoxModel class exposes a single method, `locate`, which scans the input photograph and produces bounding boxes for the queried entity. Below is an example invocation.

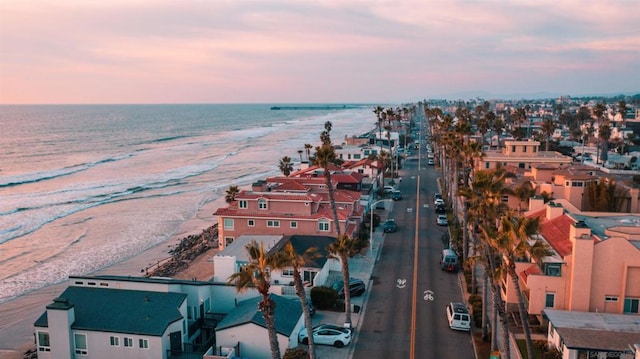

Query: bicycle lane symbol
[424,290,434,301]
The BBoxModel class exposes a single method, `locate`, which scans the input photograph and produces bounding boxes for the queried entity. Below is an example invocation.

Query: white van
[446,302,471,331]
[440,249,458,272]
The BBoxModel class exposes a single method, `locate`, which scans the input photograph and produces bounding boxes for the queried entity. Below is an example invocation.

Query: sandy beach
[0,198,224,359]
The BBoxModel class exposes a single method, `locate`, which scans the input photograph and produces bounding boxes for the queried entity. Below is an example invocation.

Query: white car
[428,159,434,165]
[436,214,448,226]
[434,198,445,207]
[298,323,352,348]
[446,302,471,331]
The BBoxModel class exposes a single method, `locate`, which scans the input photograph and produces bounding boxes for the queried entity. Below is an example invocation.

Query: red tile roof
[530,209,574,257]
[520,264,542,282]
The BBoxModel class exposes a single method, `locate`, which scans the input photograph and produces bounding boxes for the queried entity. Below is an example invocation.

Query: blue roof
[34,286,186,336]
[216,294,302,335]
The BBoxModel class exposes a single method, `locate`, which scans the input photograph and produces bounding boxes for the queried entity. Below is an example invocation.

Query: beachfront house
[213,175,364,251]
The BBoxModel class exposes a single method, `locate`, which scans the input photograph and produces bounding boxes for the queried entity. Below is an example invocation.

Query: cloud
[0,0,638,104]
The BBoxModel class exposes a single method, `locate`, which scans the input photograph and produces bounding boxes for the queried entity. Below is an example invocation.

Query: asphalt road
[353,147,476,358]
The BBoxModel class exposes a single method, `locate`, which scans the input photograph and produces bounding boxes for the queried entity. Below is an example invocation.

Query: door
[169,331,182,353]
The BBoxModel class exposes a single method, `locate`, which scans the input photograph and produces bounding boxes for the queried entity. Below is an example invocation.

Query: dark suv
[332,278,366,298]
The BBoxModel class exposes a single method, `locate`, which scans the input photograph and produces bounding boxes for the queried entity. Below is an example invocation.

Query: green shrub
[310,286,338,310]
[283,347,308,359]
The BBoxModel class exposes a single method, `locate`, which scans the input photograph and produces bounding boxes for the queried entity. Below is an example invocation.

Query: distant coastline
[270,105,365,110]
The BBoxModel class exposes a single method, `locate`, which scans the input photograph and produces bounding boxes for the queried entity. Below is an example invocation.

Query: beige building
[478,140,572,171]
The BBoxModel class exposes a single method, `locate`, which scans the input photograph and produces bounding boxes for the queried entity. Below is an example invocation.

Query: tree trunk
[482,268,489,342]
[325,172,341,236]
[509,262,535,359]
[496,286,510,359]
[294,269,316,359]
[260,295,282,359]
[341,253,352,326]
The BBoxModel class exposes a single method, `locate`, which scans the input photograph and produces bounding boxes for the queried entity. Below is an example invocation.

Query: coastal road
[353,150,475,358]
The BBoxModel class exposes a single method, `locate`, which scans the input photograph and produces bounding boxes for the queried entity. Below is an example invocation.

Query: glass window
[258,199,267,210]
[282,268,294,277]
[124,337,133,347]
[605,296,618,302]
[290,221,297,228]
[239,200,247,209]
[37,332,50,352]
[225,237,234,246]
[545,293,555,308]
[139,338,149,349]
[512,145,516,152]
[485,162,490,169]
[523,146,527,153]
[74,333,88,355]
[318,220,330,232]
[223,218,234,230]
[623,298,639,314]
[267,220,280,227]
[248,219,255,227]
[110,336,119,346]
[533,147,537,153]
[544,263,562,277]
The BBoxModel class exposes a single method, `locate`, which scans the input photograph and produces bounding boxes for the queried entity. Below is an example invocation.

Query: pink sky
[0,0,638,104]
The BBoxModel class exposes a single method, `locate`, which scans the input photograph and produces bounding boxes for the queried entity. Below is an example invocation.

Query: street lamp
[369,199,392,258]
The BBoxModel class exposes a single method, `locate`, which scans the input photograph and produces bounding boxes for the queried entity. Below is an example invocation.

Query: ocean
[0,104,378,304]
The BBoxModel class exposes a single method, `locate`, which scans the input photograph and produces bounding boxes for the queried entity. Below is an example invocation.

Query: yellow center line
[410,174,420,359]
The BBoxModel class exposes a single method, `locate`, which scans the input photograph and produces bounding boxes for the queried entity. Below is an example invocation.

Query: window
[354,154,361,159]
[74,333,88,355]
[318,220,330,232]
[139,338,149,349]
[239,200,247,209]
[572,181,583,187]
[512,145,516,152]
[605,296,618,302]
[282,268,294,277]
[623,298,639,314]
[544,263,562,277]
[124,337,133,347]
[37,331,50,352]
[565,181,570,187]
[518,163,525,169]
[523,146,527,153]
[533,147,537,153]
[267,220,280,228]
[501,195,509,203]
[248,219,255,227]
[258,199,267,210]
[290,221,297,228]
[225,237,234,246]
[545,293,555,308]
[485,162,490,169]
[110,336,120,346]
[223,218,234,230]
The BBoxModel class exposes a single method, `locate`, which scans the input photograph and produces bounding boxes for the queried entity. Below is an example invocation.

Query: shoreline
[0,195,227,359]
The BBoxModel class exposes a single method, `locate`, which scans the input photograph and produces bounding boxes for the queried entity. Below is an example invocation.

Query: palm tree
[225,185,240,203]
[313,121,341,236]
[593,102,607,164]
[377,150,391,194]
[327,234,358,327]
[272,241,321,359]
[541,116,556,152]
[492,214,551,359]
[297,150,303,163]
[304,143,313,162]
[514,182,536,214]
[373,106,385,155]
[227,241,281,359]
[279,156,293,177]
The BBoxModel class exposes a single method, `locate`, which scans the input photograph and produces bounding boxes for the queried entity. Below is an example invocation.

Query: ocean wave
[0,153,134,188]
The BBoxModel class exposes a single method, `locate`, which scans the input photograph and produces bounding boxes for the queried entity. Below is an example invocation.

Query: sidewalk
[307,222,386,359]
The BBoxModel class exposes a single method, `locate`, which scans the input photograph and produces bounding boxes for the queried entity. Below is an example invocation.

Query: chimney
[529,196,545,212]
[546,201,564,220]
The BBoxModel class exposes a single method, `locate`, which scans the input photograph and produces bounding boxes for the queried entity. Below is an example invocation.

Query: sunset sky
[1,0,638,104]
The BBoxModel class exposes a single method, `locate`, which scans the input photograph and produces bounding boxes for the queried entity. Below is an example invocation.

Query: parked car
[433,193,443,204]
[298,323,352,347]
[383,219,397,232]
[435,204,446,214]
[440,249,458,272]
[332,278,366,298]
[436,214,448,226]
[434,198,445,207]
[446,302,471,331]
[383,185,395,194]
[391,190,402,201]
[428,159,434,165]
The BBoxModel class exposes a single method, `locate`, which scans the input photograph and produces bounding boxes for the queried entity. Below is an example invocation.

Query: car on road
[383,185,395,194]
[435,204,446,214]
[428,158,434,165]
[332,278,366,298]
[434,198,445,207]
[298,323,352,347]
[391,190,402,200]
[383,219,397,232]
[433,193,443,204]
[446,302,471,331]
[436,214,448,226]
